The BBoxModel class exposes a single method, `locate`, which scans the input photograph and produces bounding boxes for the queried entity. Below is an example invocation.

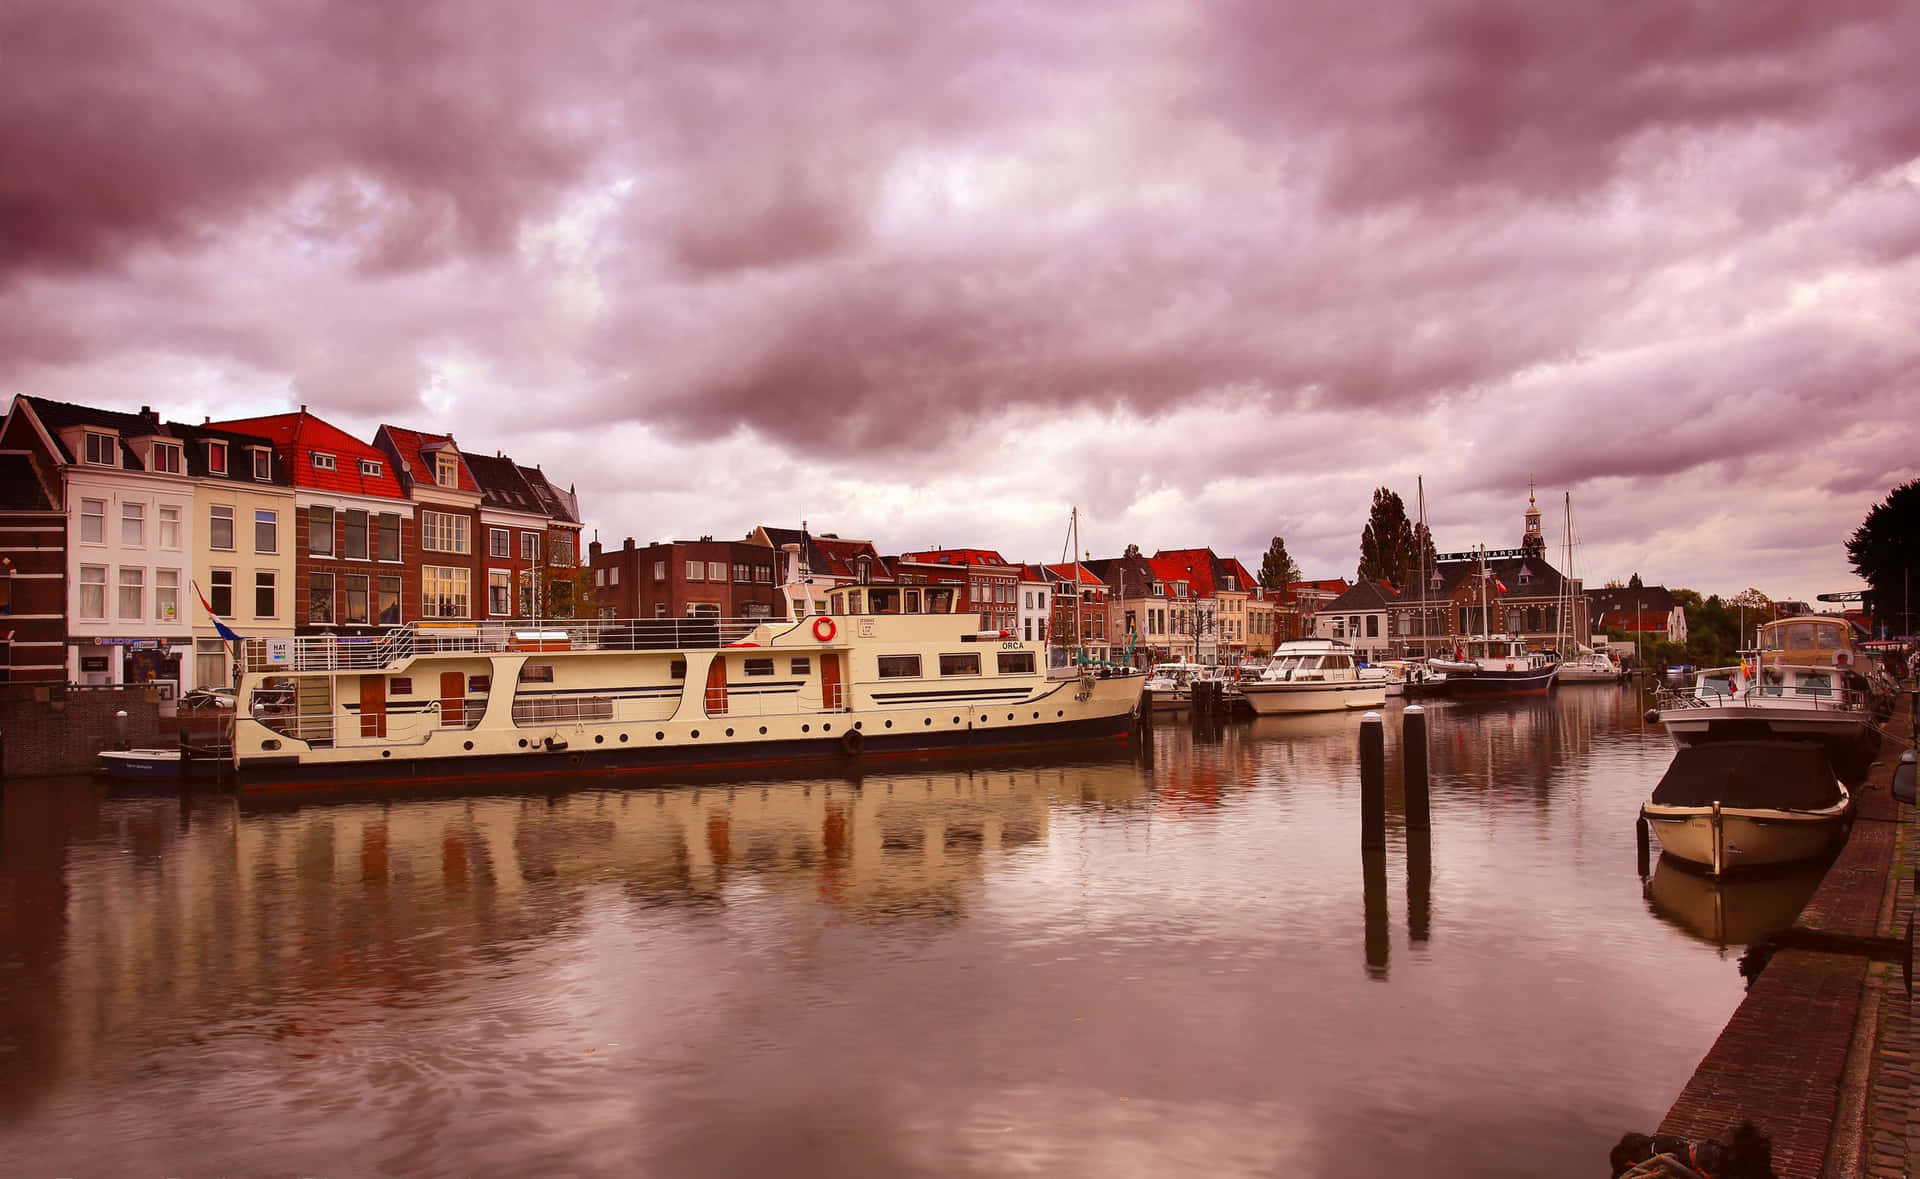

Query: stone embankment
[1657,691,1914,1178]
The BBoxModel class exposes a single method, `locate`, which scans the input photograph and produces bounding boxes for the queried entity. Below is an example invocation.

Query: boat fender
[813,616,837,642]
[544,736,569,752]
[840,727,864,757]
[1284,669,1293,682]
[1643,709,1659,724]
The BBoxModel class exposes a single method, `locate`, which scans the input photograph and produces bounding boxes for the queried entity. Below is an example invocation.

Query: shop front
[72,637,188,698]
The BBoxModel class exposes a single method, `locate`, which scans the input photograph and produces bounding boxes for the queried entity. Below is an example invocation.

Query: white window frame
[158,504,181,550]
[79,565,107,619]
[151,441,182,474]
[311,452,337,471]
[251,448,271,481]
[254,509,278,555]
[254,570,277,620]
[156,569,180,623]
[206,440,228,474]
[80,498,105,545]
[84,431,117,466]
[420,510,470,555]
[209,505,234,552]
[421,565,471,619]
[121,502,145,547]
[435,453,458,488]
[359,458,382,478]
[488,569,511,616]
[489,528,510,558]
[118,567,144,619]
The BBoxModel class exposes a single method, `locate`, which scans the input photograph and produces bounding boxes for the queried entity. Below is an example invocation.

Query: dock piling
[1404,705,1429,832]
[1635,813,1650,877]
[113,709,129,751]
[1360,711,1385,850]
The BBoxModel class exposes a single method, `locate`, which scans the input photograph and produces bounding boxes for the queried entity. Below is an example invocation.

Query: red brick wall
[294,504,419,631]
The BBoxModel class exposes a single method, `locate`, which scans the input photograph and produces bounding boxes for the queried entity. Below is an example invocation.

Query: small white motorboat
[1641,741,1853,876]
[97,748,185,781]
[1239,640,1388,714]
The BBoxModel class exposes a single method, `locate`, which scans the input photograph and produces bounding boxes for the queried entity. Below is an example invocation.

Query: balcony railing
[240,617,784,673]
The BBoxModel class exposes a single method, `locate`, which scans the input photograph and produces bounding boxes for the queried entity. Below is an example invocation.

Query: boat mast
[1417,476,1429,660]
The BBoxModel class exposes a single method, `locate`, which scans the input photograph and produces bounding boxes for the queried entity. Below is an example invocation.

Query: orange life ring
[813,616,836,642]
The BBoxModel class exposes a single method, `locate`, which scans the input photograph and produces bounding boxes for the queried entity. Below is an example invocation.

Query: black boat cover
[1649,741,1844,810]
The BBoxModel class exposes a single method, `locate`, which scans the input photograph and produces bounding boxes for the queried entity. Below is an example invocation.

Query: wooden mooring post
[1359,711,1385,850]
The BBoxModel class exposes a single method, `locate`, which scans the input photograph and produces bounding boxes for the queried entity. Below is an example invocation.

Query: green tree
[1846,478,1920,633]
[1357,487,1417,587]
[1628,571,1644,589]
[1258,536,1301,591]
[1123,542,1142,560]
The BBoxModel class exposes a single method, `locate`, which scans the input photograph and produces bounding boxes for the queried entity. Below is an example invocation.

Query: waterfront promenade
[1657,691,1915,1178]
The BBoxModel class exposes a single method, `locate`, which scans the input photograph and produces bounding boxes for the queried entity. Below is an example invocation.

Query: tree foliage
[1258,536,1301,591]
[1846,478,1920,631]
[1627,571,1644,589]
[1123,542,1142,559]
[1357,487,1418,587]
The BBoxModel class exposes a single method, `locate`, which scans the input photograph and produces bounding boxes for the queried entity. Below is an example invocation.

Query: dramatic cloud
[4,0,1918,599]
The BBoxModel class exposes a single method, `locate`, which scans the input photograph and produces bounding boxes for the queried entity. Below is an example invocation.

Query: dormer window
[855,556,872,584]
[1153,582,1166,596]
[435,453,457,488]
[151,441,182,474]
[360,459,382,478]
[206,441,227,474]
[84,432,116,466]
[251,448,271,481]
[312,452,337,472]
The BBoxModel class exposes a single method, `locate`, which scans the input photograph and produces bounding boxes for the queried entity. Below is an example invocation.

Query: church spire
[1521,478,1545,559]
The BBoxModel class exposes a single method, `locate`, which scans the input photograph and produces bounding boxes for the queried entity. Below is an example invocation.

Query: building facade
[592,538,780,619]
[173,423,296,689]
[0,405,69,683]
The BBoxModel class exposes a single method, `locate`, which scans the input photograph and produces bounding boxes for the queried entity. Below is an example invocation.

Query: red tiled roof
[899,548,1011,568]
[813,538,890,581]
[212,412,407,499]
[375,424,480,494]
[1045,562,1108,588]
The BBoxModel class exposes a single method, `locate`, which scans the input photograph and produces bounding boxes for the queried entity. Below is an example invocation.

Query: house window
[251,449,271,481]
[360,458,382,478]
[1367,616,1379,637]
[422,565,470,618]
[156,569,179,623]
[521,533,540,562]
[206,441,228,474]
[435,453,458,488]
[343,574,369,625]
[309,572,335,624]
[686,561,703,581]
[311,453,336,471]
[80,498,104,544]
[210,570,233,616]
[377,576,401,625]
[254,509,277,554]
[118,567,143,618]
[594,568,605,587]
[158,505,181,549]
[122,503,145,546]
[707,561,725,582]
[755,565,772,584]
[79,565,107,619]
[421,510,469,554]
[550,534,573,565]
[376,513,400,562]
[608,568,619,585]
[209,505,234,551]
[653,561,666,580]
[733,563,750,583]
[488,570,511,615]
[255,571,276,619]
[343,510,369,560]
[308,506,334,556]
[84,432,116,466]
[877,655,921,678]
[151,442,182,474]
[489,528,510,558]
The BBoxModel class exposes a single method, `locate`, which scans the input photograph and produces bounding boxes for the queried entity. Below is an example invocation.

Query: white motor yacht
[1641,740,1853,875]
[1239,640,1388,714]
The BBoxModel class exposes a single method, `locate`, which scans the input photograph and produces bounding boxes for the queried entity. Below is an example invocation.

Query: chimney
[623,537,635,551]
[299,404,308,414]
[588,539,602,562]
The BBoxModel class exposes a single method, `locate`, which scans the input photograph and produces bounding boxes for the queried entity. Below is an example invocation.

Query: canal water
[0,687,1823,1177]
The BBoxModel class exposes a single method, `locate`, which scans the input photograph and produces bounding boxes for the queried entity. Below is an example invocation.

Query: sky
[5,0,1917,603]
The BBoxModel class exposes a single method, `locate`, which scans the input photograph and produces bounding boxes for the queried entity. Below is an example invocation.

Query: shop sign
[92,637,160,648]
[264,638,293,666]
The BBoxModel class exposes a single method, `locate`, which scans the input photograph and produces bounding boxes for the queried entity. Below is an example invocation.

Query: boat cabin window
[939,653,981,676]
[877,655,921,678]
[1816,625,1843,650]
[742,658,775,677]
[470,675,490,694]
[903,589,921,613]
[1787,623,1815,650]
[1700,672,1736,697]
[669,659,686,680]
[927,588,955,614]
[997,651,1036,675]
[1794,670,1833,697]
[790,657,811,675]
[519,664,554,683]
[389,677,413,695]
[868,588,898,614]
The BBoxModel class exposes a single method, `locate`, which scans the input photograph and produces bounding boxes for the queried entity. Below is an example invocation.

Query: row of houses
[0,397,583,693]
[0,390,1691,691]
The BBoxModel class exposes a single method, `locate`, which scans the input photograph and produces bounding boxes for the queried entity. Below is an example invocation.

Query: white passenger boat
[1649,615,1887,782]
[1641,741,1853,875]
[1238,639,1388,714]
[229,584,1144,792]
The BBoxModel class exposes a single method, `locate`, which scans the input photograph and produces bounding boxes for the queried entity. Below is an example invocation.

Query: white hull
[1240,680,1387,714]
[1642,799,1852,875]
[1556,664,1623,683]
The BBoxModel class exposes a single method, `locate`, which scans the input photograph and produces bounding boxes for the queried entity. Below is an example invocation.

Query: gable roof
[1044,562,1107,588]
[518,464,580,525]
[1422,555,1571,601]
[0,452,54,510]
[1085,554,1161,595]
[465,452,546,515]
[1585,585,1677,615]
[166,422,290,486]
[210,411,407,499]
[374,425,480,495]
[1323,579,1402,612]
[16,395,170,468]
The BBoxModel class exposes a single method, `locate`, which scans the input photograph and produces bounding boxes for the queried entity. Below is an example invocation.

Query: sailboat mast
[1417,476,1429,659]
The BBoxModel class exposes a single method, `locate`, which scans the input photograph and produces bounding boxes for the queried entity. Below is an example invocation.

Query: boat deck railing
[1652,683,1874,714]
[240,617,785,673]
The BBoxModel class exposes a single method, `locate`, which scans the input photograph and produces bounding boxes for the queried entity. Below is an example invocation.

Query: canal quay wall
[1657,692,1915,1179]
[0,684,168,777]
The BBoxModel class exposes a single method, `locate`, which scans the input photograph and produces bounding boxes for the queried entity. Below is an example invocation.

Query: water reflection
[1645,857,1827,949]
[0,684,1794,1179]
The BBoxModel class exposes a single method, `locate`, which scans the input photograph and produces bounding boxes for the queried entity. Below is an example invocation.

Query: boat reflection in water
[1645,856,1826,949]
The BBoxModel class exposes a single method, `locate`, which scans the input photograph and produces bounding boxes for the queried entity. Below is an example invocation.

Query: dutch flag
[191,581,243,643]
